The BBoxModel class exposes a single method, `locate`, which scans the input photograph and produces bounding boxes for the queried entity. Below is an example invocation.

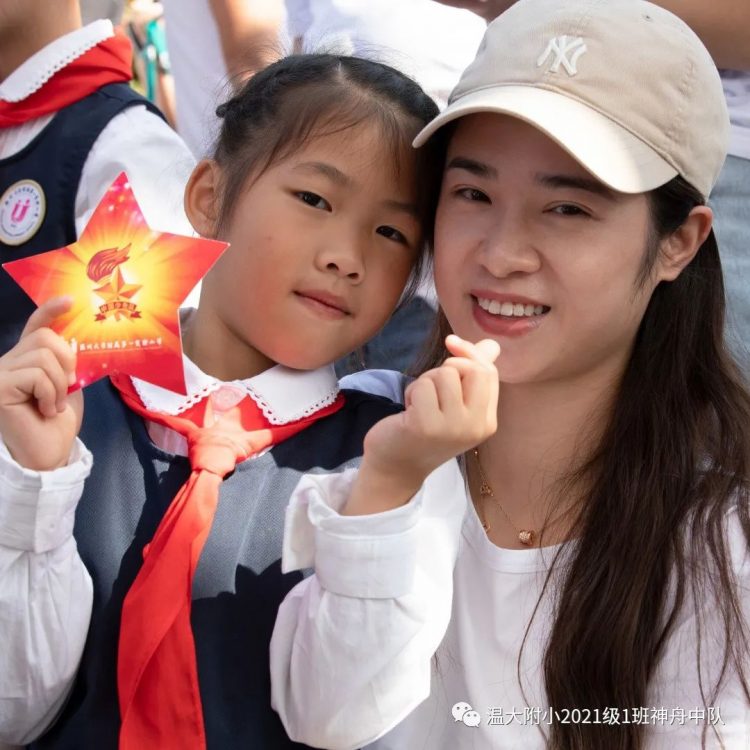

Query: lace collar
[131,355,340,426]
[0,20,113,103]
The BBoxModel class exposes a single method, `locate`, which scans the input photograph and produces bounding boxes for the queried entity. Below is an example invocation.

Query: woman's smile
[471,292,550,338]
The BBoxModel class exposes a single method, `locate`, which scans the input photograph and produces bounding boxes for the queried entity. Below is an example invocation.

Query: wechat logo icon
[452,701,481,727]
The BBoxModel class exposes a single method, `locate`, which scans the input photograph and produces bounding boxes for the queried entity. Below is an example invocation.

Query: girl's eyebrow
[293,161,352,187]
[445,156,498,179]
[535,173,617,201]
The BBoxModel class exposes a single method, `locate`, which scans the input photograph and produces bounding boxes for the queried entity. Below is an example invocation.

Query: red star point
[2,172,228,393]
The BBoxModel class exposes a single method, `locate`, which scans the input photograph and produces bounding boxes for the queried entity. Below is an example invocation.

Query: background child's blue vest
[29,379,401,750]
[0,84,163,354]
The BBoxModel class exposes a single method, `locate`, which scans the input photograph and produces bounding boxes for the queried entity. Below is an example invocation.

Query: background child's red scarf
[0,31,133,128]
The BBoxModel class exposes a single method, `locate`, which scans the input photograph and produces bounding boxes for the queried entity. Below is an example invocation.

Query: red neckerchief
[0,31,133,128]
[110,373,345,750]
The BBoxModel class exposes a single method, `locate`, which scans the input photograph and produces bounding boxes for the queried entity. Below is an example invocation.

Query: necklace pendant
[518,529,534,546]
[479,481,493,496]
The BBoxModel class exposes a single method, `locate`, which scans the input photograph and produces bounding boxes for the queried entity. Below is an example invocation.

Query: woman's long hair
[418,176,750,749]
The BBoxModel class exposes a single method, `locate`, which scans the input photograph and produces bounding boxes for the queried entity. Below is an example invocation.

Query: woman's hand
[343,334,500,515]
[0,298,83,471]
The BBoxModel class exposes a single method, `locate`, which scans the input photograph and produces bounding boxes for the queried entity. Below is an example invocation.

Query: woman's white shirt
[271,370,750,750]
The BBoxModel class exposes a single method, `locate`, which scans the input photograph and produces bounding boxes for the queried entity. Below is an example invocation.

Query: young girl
[0,54,500,749]
[271,2,750,748]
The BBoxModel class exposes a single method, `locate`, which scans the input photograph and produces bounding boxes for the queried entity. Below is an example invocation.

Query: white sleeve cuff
[0,438,93,553]
[282,469,423,599]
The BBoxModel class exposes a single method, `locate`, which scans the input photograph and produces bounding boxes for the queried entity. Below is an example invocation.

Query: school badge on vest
[0,180,46,246]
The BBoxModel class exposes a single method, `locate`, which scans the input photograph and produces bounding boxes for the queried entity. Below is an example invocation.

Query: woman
[271,1,750,748]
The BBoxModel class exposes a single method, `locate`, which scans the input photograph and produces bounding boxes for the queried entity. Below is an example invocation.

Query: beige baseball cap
[413,0,729,199]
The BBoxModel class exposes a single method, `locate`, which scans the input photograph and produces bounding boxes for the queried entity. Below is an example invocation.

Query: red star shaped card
[2,173,228,394]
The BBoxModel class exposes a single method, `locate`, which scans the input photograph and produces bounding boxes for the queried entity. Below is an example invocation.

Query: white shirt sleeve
[284,0,313,40]
[74,104,196,236]
[270,460,467,750]
[0,438,94,745]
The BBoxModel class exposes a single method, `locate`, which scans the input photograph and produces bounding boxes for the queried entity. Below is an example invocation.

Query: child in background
[0,0,195,352]
[0,54,499,749]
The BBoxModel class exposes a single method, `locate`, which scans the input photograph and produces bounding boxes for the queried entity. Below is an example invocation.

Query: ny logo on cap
[537,36,587,76]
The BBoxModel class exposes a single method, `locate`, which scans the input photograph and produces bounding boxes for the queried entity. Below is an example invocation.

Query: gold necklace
[471,447,536,547]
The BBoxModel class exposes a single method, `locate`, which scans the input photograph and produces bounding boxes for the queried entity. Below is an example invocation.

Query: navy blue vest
[30,379,401,749]
[0,84,162,354]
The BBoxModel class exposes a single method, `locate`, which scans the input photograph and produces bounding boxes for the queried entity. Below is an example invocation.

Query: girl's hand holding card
[0,297,83,471]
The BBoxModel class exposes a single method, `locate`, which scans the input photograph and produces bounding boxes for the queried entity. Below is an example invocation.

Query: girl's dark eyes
[376,225,408,244]
[455,187,490,203]
[296,191,331,210]
[294,191,410,245]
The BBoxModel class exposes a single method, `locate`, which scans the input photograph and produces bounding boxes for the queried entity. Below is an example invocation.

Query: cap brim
[413,85,678,194]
